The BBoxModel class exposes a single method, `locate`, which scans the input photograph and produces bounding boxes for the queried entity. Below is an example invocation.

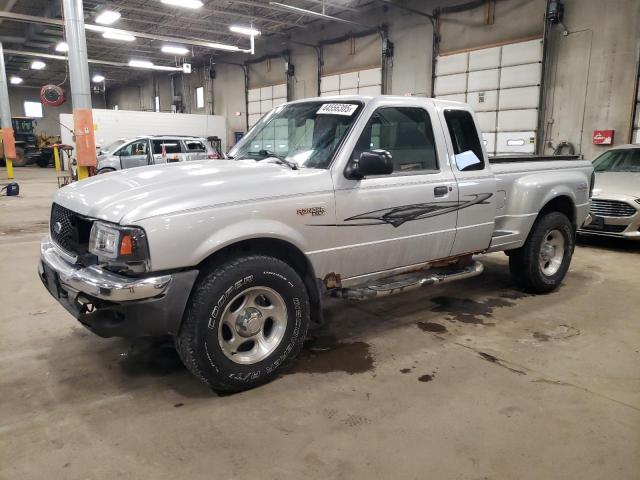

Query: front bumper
[39,236,198,337]
[577,202,640,241]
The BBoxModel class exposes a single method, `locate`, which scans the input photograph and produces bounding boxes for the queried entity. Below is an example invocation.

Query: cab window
[443,109,484,171]
[352,107,439,173]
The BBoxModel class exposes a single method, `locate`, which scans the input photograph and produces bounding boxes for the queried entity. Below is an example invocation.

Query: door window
[118,139,148,157]
[184,140,206,152]
[152,140,183,154]
[444,109,485,171]
[352,107,439,173]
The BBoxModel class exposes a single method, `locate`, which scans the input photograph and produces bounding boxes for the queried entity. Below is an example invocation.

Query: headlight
[89,221,150,272]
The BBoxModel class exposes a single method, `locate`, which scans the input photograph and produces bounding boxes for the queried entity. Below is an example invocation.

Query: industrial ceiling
[0,0,369,87]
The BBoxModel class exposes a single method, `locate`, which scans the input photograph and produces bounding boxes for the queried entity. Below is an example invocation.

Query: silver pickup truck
[39,96,593,392]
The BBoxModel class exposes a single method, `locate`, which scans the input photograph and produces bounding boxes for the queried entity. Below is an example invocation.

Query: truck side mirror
[346,150,394,180]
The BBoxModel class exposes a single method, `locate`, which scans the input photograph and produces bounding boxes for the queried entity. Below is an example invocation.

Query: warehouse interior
[1,0,639,478]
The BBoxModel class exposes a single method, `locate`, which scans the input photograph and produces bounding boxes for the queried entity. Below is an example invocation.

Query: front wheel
[176,255,310,393]
[509,211,574,293]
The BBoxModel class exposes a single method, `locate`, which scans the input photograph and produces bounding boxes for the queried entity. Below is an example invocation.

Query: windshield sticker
[316,103,358,116]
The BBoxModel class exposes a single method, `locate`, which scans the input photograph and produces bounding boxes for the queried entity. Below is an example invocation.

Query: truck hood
[593,171,640,199]
[53,160,334,224]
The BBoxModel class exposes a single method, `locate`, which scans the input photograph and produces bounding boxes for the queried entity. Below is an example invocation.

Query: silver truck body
[48,96,592,284]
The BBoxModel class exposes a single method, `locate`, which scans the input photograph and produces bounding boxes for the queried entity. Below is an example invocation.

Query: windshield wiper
[247,150,298,170]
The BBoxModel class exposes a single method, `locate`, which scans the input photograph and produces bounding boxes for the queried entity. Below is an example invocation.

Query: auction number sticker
[316,103,358,116]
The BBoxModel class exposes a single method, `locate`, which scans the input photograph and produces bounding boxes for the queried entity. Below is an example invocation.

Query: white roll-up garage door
[247,83,287,128]
[320,67,382,97]
[633,72,640,144]
[434,38,543,155]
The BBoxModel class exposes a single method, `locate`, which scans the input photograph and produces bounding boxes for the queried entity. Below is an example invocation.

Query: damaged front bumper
[38,235,198,337]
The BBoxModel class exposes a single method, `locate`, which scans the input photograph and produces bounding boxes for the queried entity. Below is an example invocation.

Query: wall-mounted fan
[40,84,65,107]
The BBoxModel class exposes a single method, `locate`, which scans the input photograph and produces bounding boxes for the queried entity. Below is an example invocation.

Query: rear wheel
[97,167,116,174]
[176,255,310,393]
[509,211,574,293]
[11,147,27,167]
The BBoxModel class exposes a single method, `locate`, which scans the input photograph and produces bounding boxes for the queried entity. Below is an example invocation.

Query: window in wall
[352,107,439,173]
[443,109,484,171]
[24,101,43,118]
[154,96,160,112]
[195,86,204,109]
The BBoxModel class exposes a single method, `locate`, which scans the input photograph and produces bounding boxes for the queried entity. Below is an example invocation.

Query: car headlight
[89,221,150,272]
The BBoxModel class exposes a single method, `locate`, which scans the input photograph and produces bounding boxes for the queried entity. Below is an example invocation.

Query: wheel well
[539,195,576,226]
[198,238,324,325]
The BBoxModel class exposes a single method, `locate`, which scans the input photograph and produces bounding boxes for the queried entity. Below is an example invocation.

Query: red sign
[593,130,614,145]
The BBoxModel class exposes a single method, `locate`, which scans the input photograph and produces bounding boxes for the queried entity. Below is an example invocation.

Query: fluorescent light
[102,31,135,42]
[92,74,105,83]
[206,42,240,51]
[161,0,203,8]
[129,59,154,68]
[161,45,190,55]
[229,25,261,36]
[55,41,68,52]
[31,60,46,70]
[10,76,23,85]
[269,2,363,25]
[95,10,121,25]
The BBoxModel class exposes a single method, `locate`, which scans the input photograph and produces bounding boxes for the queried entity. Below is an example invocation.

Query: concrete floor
[1,167,639,479]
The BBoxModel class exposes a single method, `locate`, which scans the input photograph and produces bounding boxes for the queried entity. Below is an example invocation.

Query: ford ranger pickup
[39,96,594,392]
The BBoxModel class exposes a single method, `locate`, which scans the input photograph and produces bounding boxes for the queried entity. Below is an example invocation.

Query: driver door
[118,139,150,169]
[331,104,458,282]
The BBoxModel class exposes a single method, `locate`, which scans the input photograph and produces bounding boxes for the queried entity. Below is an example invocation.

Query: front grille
[50,203,93,256]
[590,199,637,217]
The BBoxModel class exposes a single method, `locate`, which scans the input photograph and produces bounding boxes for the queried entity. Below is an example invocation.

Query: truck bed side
[487,160,593,252]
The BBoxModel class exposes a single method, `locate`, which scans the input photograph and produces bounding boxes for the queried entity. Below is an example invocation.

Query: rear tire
[509,211,574,293]
[12,147,27,167]
[176,255,310,393]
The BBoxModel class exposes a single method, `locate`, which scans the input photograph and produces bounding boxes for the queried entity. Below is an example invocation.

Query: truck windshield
[593,149,640,172]
[229,101,363,169]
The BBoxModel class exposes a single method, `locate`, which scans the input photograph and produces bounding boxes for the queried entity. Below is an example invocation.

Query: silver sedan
[578,144,640,240]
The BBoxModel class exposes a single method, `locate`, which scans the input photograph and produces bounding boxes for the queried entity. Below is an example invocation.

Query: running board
[331,261,484,300]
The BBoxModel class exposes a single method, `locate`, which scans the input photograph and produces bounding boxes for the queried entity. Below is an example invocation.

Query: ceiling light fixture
[92,74,105,83]
[128,59,154,68]
[30,60,46,70]
[102,31,136,42]
[95,10,121,25]
[268,2,365,26]
[161,45,190,55]
[10,76,23,85]
[161,0,203,9]
[55,41,69,52]
[229,25,261,36]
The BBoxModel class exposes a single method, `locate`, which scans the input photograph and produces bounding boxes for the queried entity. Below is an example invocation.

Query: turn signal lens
[120,234,133,255]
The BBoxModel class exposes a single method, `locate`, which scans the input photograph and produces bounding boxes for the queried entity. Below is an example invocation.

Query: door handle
[434,186,449,197]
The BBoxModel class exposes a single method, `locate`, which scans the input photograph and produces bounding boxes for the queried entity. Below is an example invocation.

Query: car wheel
[97,168,116,174]
[176,254,310,393]
[509,211,574,293]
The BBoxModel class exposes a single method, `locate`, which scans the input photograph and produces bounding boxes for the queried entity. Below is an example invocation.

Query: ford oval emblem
[53,222,62,234]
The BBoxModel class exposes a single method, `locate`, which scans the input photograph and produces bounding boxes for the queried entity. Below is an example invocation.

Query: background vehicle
[96,135,217,173]
[39,96,593,393]
[0,117,56,167]
[577,145,640,240]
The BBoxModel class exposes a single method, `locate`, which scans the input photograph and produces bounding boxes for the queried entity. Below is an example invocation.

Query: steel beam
[0,43,15,178]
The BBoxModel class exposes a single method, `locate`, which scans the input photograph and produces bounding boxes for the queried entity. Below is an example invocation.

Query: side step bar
[331,261,484,301]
